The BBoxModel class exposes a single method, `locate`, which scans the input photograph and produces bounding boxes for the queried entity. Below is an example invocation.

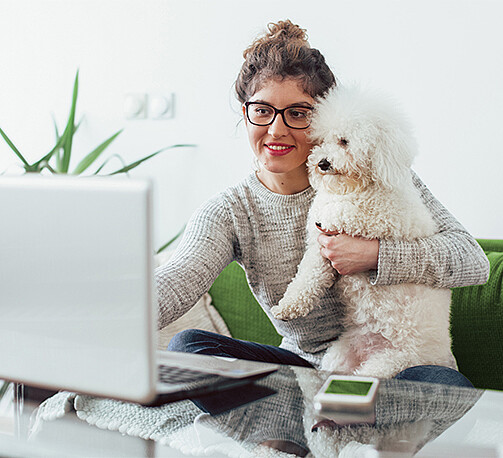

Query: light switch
[124,93,147,119]
[148,93,175,119]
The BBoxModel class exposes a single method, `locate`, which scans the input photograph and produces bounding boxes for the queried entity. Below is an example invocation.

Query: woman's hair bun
[243,20,308,60]
[236,19,336,103]
[265,20,309,46]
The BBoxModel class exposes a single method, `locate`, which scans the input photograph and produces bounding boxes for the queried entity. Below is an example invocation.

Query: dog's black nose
[318,159,331,171]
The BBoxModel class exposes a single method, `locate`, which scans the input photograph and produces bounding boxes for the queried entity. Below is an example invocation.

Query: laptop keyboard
[158,365,216,384]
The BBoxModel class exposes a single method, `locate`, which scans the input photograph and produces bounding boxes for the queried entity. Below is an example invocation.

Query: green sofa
[209,239,503,391]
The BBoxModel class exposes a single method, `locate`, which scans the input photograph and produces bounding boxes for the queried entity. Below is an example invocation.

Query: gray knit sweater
[155,172,489,367]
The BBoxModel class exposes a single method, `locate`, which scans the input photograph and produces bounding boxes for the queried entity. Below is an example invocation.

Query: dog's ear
[371,113,417,190]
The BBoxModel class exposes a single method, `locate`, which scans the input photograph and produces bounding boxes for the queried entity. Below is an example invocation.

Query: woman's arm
[372,171,489,288]
[317,171,489,288]
[155,196,236,329]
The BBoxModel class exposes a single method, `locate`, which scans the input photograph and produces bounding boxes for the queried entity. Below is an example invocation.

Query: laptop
[0,175,277,406]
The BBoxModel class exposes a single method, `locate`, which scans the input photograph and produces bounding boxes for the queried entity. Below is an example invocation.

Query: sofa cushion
[450,240,503,390]
[209,262,282,346]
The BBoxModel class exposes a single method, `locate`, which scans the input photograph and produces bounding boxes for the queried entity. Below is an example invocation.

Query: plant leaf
[156,224,186,254]
[31,131,68,172]
[54,119,82,173]
[24,164,41,173]
[72,129,123,175]
[51,113,60,139]
[108,144,196,175]
[73,119,82,135]
[51,115,63,172]
[0,126,30,166]
[93,153,128,175]
[60,70,79,173]
[44,164,57,174]
[0,163,25,175]
[0,381,10,399]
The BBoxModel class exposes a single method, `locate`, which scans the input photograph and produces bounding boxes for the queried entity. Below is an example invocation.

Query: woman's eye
[254,106,273,116]
[288,109,308,119]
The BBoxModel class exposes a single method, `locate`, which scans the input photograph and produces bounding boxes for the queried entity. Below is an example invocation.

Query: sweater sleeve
[155,195,236,329]
[370,171,490,288]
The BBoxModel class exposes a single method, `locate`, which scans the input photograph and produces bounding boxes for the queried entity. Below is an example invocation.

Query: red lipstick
[265,143,294,156]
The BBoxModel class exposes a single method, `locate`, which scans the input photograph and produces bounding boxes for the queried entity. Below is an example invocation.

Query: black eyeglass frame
[244,101,314,130]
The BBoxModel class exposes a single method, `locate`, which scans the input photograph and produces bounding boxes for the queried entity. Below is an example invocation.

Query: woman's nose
[268,114,289,137]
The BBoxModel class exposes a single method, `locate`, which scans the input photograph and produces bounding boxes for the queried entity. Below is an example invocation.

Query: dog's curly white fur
[270,85,453,378]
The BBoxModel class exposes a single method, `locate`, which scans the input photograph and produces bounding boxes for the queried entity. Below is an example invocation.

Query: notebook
[0,175,277,405]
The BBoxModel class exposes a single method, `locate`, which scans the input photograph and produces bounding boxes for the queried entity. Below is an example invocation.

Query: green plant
[0,70,190,254]
[0,73,190,405]
[0,70,193,176]
[0,381,9,399]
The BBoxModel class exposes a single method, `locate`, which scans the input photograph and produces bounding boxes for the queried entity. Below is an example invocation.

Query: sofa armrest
[451,239,503,390]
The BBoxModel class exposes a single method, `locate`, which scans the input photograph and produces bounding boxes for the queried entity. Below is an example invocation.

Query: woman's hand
[317,227,379,275]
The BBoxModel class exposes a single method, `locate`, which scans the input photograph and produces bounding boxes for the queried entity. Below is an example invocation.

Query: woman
[156,20,489,386]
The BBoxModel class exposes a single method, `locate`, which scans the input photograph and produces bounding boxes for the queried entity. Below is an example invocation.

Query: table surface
[1,365,502,457]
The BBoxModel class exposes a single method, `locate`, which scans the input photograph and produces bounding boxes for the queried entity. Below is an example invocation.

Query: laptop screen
[0,176,158,403]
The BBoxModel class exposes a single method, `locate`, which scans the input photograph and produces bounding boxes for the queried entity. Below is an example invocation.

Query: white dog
[270,85,453,378]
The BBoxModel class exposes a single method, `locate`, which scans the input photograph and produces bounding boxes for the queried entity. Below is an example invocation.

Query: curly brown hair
[235,20,336,104]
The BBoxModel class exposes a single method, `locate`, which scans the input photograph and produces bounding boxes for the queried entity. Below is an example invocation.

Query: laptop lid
[0,175,158,403]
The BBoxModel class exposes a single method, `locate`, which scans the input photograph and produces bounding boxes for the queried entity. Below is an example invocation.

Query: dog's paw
[271,303,307,321]
[321,344,355,373]
[270,304,295,321]
[355,363,398,379]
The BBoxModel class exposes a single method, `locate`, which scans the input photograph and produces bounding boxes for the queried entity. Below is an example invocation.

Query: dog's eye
[338,138,349,147]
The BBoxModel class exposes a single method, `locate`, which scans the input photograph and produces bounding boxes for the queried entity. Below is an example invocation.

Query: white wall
[1,0,502,248]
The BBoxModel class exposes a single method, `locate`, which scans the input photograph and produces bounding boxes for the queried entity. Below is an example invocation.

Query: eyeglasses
[244,102,313,130]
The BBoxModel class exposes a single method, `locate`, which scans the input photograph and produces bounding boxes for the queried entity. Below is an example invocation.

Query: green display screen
[325,379,373,396]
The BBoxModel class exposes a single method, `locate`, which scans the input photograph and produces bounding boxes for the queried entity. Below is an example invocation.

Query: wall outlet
[123,93,175,120]
[123,93,148,119]
[148,93,175,119]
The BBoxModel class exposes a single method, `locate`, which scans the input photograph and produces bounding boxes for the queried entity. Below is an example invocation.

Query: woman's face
[243,78,315,187]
